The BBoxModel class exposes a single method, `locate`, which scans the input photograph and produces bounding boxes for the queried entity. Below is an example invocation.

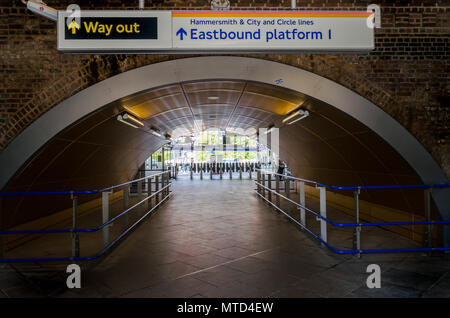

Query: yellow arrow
[68,20,80,34]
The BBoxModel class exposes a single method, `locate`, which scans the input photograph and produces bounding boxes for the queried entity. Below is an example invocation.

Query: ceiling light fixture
[165,133,173,141]
[117,113,145,128]
[207,96,219,100]
[282,109,310,125]
[150,127,162,137]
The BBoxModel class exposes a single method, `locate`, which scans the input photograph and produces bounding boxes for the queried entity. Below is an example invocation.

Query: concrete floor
[1,176,449,298]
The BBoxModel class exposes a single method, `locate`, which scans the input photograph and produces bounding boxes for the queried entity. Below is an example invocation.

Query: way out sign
[57,10,374,53]
[57,10,172,52]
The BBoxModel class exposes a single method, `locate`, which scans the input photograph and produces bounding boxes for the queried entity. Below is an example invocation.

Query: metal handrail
[0,184,171,235]
[0,192,172,263]
[0,170,173,263]
[255,182,450,227]
[255,191,450,254]
[255,169,450,255]
[256,169,450,190]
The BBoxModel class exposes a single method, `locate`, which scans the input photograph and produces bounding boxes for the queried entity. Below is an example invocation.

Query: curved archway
[0,56,448,232]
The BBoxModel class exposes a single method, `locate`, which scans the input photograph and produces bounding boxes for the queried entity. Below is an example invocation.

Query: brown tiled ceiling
[114,80,306,137]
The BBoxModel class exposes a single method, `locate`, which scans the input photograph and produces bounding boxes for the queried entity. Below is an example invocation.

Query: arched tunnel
[1,57,448,234]
[0,56,449,298]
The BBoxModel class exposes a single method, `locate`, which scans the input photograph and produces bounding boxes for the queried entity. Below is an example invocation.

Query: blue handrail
[1,172,447,234]
[0,183,171,235]
[1,168,449,261]
[255,170,450,254]
[0,170,172,263]
[255,191,450,254]
[0,191,172,263]
[255,181,450,228]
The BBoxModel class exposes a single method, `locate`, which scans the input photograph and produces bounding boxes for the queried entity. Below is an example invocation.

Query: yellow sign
[83,22,141,36]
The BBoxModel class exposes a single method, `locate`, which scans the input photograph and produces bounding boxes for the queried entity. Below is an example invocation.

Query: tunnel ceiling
[118,80,306,137]
[2,79,427,228]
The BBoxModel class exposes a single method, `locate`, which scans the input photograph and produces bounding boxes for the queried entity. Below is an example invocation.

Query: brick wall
[0,0,449,177]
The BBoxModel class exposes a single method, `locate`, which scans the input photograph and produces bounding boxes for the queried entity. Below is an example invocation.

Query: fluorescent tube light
[150,128,162,137]
[282,110,310,125]
[117,113,144,128]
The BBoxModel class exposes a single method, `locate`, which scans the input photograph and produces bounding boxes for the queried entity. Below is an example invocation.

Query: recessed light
[208,96,219,100]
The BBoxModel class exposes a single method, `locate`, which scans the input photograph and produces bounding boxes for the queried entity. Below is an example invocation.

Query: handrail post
[256,170,261,194]
[150,176,155,208]
[285,178,290,213]
[162,172,166,199]
[163,172,167,197]
[261,172,265,198]
[162,172,166,197]
[319,187,327,245]
[354,188,361,258]
[148,176,153,211]
[275,175,280,208]
[102,191,111,248]
[190,163,193,180]
[155,175,159,205]
[71,192,80,258]
[424,188,432,253]
[267,173,272,203]
[123,185,129,228]
[137,177,143,214]
[164,172,168,197]
[0,197,3,259]
[160,172,163,197]
[162,172,166,198]
[165,171,170,197]
[299,181,305,228]
[168,171,171,196]
[175,163,178,180]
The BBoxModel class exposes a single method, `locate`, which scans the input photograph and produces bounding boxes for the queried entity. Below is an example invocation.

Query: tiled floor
[1,177,449,298]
